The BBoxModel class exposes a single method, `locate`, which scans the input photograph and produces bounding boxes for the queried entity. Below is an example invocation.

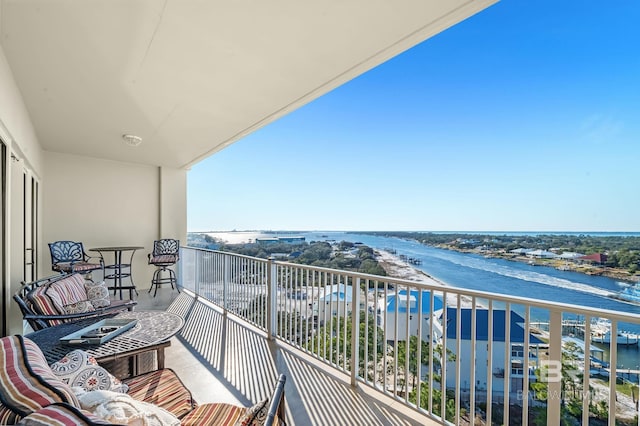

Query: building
[312,284,365,323]
[579,253,608,265]
[377,289,443,342]
[256,236,306,245]
[444,308,543,396]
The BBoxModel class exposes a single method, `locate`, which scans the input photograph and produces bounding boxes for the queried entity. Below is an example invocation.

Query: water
[300,231,640,369]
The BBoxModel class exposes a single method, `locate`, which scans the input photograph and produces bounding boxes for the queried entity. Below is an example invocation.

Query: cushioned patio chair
[13,273,136,331]
[48,240,104,280]
[148,239,180,297]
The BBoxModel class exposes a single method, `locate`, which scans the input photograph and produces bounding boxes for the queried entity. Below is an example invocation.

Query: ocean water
[299,231,640,368]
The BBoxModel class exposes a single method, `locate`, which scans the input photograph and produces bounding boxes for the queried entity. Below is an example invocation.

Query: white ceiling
[0,0,496,169]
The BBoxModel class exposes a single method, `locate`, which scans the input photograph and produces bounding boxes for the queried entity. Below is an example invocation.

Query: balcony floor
[134,286,437,425]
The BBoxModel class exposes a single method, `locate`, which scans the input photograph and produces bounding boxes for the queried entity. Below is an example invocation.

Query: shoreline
[437,244,640,283]
[374,249,478,307]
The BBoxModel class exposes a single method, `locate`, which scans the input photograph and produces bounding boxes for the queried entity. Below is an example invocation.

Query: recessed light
[122,134,142,147]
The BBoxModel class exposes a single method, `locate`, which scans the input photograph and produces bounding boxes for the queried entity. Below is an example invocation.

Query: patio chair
[148,238,180,297]
[48,240,103,280]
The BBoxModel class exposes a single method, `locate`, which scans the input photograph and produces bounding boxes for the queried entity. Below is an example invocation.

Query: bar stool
[147,239,180,297]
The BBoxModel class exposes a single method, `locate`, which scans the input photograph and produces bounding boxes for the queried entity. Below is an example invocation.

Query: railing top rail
[182,246,640,324]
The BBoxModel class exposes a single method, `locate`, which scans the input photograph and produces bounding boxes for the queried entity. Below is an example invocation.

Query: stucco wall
[160,167,187,244]
[42,153,160,287]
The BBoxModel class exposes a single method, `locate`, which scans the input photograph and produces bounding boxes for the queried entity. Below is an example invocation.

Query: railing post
[223,254,229,313]
[267,257,277,340]
[547,310,562,426]
[350,277,360,387]
[194,249,200,296]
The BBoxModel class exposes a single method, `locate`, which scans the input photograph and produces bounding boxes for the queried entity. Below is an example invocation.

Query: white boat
[618,283,640,304]
[590,318,639,346]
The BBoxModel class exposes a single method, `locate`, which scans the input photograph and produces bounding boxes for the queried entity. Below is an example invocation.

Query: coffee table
[26,310,184,377]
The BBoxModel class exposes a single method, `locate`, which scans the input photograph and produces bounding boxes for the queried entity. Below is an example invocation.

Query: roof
[319,284,353,302]
[580,253,608,263]
[384,290,443,314]
[445,308,544,344]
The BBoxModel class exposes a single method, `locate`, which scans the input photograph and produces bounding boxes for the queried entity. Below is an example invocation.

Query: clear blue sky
[187,1,640,233]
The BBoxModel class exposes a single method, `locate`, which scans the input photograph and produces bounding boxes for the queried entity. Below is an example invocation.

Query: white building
[444,308,543,396]
[313,284,365,324]
[377,289,443,343]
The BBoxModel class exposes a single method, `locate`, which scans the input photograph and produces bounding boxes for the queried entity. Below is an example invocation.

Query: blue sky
[187,1,640,233]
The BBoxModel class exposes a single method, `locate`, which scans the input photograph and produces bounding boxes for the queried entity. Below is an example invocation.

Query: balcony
[136,247,640,425]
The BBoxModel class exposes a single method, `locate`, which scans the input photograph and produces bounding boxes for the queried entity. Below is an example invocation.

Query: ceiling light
[122,134,142,147]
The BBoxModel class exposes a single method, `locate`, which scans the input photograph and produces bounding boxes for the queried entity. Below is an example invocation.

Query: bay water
[299,231,640,369]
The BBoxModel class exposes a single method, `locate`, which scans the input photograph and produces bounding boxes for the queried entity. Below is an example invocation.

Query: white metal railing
[178,247,640,426]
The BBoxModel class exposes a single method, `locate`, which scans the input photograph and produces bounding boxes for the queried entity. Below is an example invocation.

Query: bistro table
[26,310,184,378]
[90,246,144,300]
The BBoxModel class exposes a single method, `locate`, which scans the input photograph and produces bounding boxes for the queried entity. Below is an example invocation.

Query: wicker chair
[148,239,180,297]
[48,240,103,280]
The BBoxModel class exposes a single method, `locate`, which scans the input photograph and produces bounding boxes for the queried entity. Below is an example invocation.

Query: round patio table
[90,246,144,300]
[26,310,184,377]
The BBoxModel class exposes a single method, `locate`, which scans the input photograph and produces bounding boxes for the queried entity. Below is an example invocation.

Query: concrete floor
[134,285,437,426]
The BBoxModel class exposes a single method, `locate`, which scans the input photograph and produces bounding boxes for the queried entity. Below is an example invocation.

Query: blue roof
[386,290,443,314]
[319,284,353,302]
[445,308,543,344]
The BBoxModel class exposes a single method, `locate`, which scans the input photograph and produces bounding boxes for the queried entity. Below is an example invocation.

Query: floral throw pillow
[234,398,269,426]
[51,349,128,393]
[85,281,111,308]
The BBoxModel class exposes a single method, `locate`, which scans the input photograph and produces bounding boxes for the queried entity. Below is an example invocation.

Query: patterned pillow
[85,281,111,308]
[51,350,128,393]
[234,398,269,426]
[63,301,96,315]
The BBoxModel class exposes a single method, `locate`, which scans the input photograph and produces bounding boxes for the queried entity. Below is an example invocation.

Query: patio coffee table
[26,310,184,377]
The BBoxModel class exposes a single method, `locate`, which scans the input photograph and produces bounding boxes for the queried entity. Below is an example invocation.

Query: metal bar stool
[147,239,180,297]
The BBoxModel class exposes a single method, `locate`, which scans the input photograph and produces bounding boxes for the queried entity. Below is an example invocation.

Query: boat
[590,318,640,346]
[617,283,640,304]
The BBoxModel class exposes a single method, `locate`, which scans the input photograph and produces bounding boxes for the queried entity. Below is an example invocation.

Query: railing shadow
[165,292,430,426]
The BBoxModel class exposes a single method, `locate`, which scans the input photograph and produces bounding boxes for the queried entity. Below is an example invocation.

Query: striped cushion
[180,403,245,426]
[54,262,102,273]
[27,285,64,326]
[16,403,115,426]
[122,369,195,419]
[0,404,20,424]
[46,274,91,313]
[149,254,178,264]
[0,336,80,418]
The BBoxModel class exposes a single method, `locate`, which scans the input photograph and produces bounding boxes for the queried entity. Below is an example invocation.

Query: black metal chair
[147,239,180,297]
[48,240,104,281]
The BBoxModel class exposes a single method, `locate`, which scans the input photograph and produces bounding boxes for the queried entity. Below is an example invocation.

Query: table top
[25,310,184,364]
[90,246,145,252]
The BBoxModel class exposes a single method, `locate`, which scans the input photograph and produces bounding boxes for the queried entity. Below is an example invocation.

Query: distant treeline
[217,240,387,276]
[360,232,640,272]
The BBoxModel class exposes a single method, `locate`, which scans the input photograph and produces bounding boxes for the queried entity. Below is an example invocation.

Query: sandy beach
[374,249,479,307]
[374,249,446,286]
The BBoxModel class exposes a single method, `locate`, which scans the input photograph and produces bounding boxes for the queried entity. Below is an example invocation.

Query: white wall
[0,43,44,335]
[446,340,508,393]
[160,167,187,243]
[42,153,186,292]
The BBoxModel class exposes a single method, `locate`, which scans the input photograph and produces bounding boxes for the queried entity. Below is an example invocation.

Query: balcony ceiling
[0,0,495,169]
